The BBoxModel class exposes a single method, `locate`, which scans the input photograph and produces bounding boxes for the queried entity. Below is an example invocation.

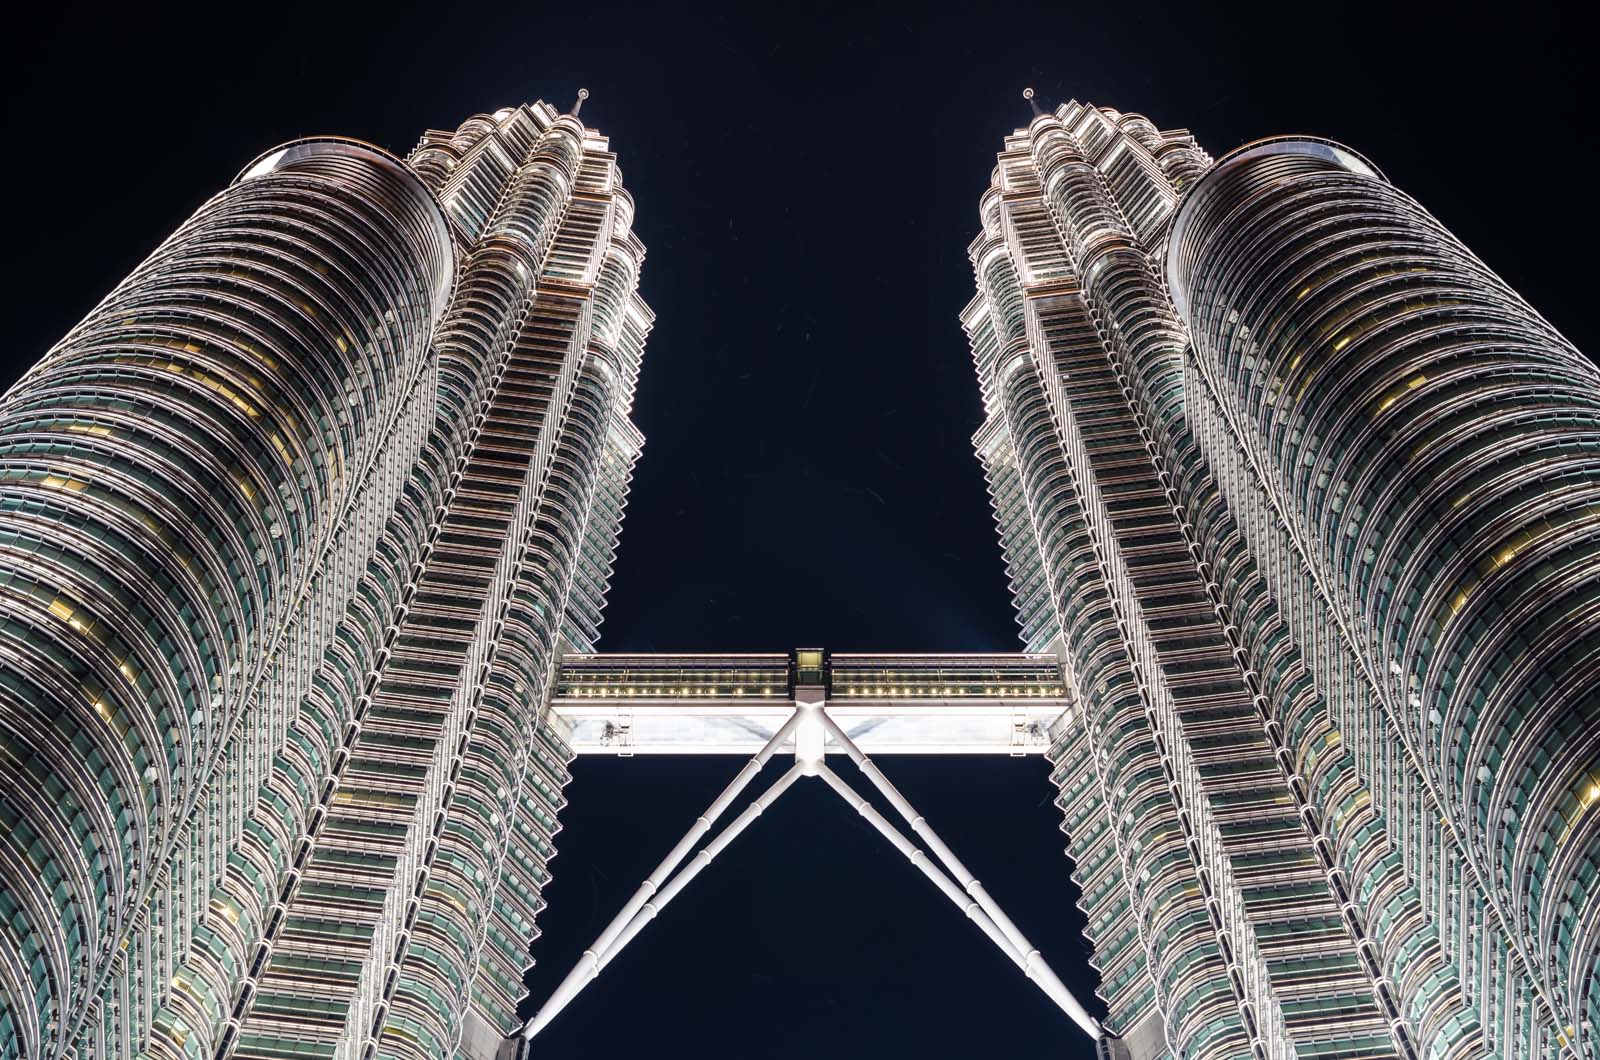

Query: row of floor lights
[563,685,780,696]
[560,683,1069,697]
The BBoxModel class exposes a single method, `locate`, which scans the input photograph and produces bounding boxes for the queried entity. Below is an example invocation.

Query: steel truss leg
[816,712,1105,1041]
[811,764,1040,965]
[520,711,804,1041]
[595,762,806,975]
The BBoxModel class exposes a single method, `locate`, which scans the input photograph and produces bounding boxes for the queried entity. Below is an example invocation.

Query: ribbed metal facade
[0,100,650,1060]
[969,102,1595,1059]
[1169,138,1597,1058]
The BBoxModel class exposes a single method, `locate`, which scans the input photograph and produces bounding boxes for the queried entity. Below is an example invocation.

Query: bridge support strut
[516,706,1111,1049]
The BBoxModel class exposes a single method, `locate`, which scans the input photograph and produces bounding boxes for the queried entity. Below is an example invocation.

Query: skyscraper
[0,97,651,1060]
[2,86,1595,1060]
[967,95,1596,1058]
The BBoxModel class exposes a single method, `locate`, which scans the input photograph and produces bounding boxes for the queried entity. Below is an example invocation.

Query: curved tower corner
[0,136,453,1059]
[1170,137,1598,1056]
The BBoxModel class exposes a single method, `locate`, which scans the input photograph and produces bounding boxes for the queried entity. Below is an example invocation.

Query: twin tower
[0,94,1594,1060]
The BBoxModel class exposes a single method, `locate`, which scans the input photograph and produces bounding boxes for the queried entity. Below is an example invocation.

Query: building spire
[1023,87,1044,117]
[571,87,589,117]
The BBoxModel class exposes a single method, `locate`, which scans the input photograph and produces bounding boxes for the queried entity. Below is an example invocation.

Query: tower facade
[0,99,650,1060]
[969,101,1596,1058]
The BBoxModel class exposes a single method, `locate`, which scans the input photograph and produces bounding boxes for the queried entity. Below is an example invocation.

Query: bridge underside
[545,649,1075,754]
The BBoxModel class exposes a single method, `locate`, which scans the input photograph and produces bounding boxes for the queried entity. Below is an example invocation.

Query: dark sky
[3,3,1589,1057]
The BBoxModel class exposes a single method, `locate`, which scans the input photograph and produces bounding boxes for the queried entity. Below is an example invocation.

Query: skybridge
[499,650,1144,1060]
[546,649,1076,756]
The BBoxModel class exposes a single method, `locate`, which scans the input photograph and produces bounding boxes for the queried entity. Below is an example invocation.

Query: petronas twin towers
[0,89,1594,1060]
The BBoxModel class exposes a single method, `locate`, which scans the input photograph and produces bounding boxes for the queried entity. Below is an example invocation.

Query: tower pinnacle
[571,87,589,117]
[1023,86,1044,117]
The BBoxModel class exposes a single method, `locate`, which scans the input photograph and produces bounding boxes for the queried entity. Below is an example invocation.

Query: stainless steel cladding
[1170,138,1598,1056]
[0,138,452,1057]
[971,99,1596,1060]
[0,100,652,1060]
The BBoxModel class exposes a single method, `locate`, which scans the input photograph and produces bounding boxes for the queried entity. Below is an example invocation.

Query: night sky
[3,3,1589,1056]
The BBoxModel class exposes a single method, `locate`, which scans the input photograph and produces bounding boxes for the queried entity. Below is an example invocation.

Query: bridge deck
[546,650,1075,754]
